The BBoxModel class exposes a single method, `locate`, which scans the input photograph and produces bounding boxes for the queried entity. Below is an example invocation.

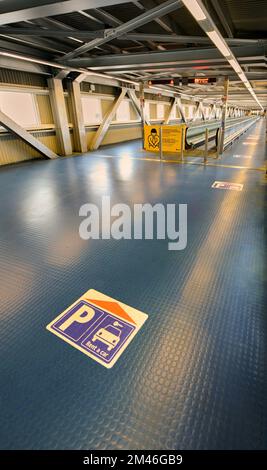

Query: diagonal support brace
[90,88,127,151]
[0,110,58,159]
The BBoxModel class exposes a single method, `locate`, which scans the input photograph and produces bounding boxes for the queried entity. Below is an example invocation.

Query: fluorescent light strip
[0,52,139,86]
[181,0,207,21]
[206,30,231,57]
[68,37,84,44]
[228,58,243,75]
[0,51,66,69]
[238,72,247,82]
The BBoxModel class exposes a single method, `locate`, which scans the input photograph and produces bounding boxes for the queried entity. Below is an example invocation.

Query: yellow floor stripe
[90,153,265,172]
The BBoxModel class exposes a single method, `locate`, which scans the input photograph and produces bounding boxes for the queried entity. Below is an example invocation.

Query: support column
[67,76,87,153]
[209,104,216,120]
[177,97,187,123]
[200,102,206,121]
[139,83,146,148]
[127,88,149,125]
[48,77,72,156]
[164,97,177,124]
[218,76,229,155]
[192,102,202,122]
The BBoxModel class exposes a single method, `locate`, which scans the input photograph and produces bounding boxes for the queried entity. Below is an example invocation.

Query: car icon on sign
[92,322,122,351]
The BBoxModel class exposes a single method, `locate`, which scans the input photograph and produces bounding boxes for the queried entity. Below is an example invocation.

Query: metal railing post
[204,128,209,163]
[218,76,229,155]
[180,127,184,161]
[216,129,221,159]
[160,126,163,160]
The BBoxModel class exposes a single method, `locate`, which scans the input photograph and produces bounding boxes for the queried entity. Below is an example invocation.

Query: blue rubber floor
[0,119,266,450]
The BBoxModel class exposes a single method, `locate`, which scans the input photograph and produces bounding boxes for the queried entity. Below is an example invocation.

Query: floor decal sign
[46,290,148,368]
[212,181,243,191]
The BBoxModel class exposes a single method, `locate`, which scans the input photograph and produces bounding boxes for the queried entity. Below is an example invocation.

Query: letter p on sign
[59,305,95,332]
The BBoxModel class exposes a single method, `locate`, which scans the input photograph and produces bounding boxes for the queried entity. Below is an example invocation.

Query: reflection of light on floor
[181,170,247,298]
[118,156,134,181]
[89,161,110,191]
[23,184,58,226]
[47,230,85,266]
[243,142,257,145]
[130,170,249,421]
[163,166,178,185]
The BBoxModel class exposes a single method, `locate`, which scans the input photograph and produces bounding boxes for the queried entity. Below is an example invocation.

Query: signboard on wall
[144,125,186,153]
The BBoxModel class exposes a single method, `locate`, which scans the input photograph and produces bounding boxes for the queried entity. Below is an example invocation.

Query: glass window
[144,102,150,120]
[157,103,165,119]
[116,100,131,122]
[0,91,39,128]
[170,104,177,120]
[81,96,102,124]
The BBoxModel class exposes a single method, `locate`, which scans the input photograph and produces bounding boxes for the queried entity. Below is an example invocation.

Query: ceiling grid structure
[0,0,265,109]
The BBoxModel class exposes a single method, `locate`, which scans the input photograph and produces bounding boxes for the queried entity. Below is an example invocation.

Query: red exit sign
[188,77,217,85]
[193,78,209,84]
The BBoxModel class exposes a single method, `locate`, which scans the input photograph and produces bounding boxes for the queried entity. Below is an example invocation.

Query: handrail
[215,116,259,150]
[185,116,258,150]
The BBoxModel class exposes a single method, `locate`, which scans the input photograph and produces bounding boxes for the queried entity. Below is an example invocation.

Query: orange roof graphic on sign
[85,299,136,325]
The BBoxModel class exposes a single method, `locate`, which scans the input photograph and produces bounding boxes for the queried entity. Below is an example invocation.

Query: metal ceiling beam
[0,31,70,55]
[132,0,171,33]
[136,70,267,81]
[59,0,183,61]
[0,37,54,57]
[32,16,111,54]
[0,28,104,38]
[210,0,233,38]
[89,8,155,52]
[0,29,262,47]
[33,16,78,31]
[136,0,185,34]
[132,0,181,34]
[64,44,266,68]
[76,10,104,26]
[123,34,259,46]
[0,1,131,26]
[189,91,267,96]
[0,52,50,74]
[90,8,122,27]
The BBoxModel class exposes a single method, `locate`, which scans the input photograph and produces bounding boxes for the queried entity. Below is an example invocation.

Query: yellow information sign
[144,125,186,153]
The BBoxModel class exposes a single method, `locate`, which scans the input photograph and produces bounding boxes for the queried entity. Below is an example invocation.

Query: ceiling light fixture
[181,0,207,21]
[0,51,66,69]
[228,59,243,75]
[206,30,231,57]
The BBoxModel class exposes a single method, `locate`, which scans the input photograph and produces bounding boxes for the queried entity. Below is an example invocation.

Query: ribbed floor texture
[0,119,266,450]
